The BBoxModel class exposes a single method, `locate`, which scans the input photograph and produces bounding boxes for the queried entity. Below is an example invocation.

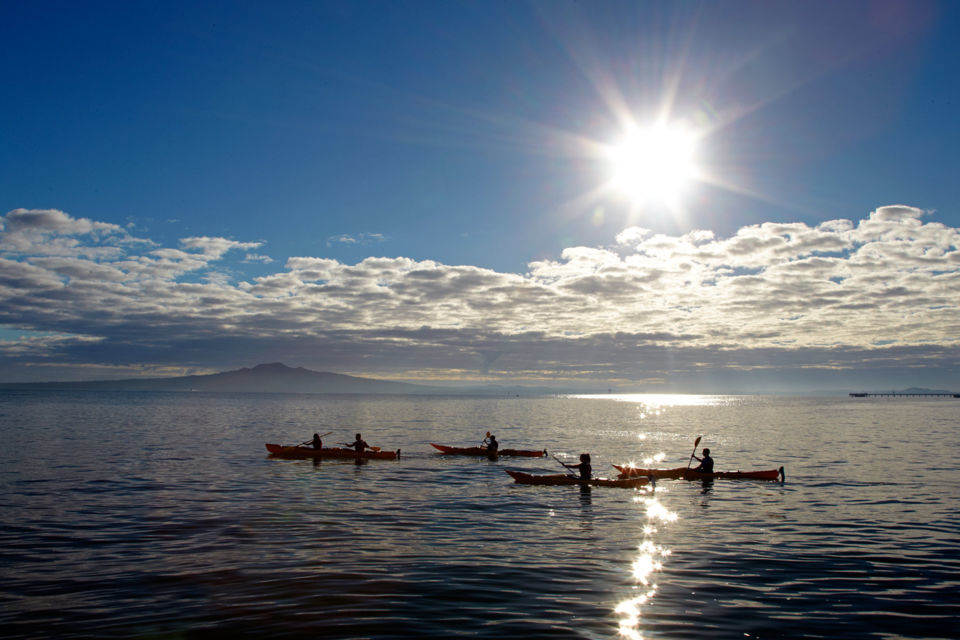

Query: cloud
[0,208,151,260]
[179,236,263,259]
[326,232,387,247]
[1,206,959,389]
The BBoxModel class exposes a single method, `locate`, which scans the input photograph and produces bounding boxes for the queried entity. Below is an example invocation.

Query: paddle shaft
[300,431,333,446]
[340,442,381,452]
[552,454,577,478]
[687,436,703,469]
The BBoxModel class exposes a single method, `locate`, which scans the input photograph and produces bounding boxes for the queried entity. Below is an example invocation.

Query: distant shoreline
[2,363,953,397]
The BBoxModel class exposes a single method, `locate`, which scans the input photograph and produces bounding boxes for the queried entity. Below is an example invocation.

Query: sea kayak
[613,465,784,481]
[505,469,650,488]
[265,443,400,460]
[430,443,546,457]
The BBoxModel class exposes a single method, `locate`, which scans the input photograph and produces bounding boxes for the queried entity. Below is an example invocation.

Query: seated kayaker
[692,448,714,473]
[311,433,323,450]
[563,453,592,480]
[346,433,371,453]
[484,435,499,454]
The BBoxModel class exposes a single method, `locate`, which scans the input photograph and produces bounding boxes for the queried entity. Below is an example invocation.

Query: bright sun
[607,123,698,206]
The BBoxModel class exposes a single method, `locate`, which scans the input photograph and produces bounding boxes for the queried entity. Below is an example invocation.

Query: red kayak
[506,469,650,488]
[265,443,400,460]
[613,464,784,481]
[430,443,546,457]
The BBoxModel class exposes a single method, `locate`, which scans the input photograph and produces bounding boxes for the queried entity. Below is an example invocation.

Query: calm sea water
[1,390,957,639]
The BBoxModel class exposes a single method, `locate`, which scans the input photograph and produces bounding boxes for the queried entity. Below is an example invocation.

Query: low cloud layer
[1,206,958,390]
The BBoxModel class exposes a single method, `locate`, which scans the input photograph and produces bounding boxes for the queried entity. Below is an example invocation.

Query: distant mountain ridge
[854,387,956,395]
[0,363,445,395]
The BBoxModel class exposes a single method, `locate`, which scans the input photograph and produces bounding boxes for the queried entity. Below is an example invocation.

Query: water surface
[1,391,957,638]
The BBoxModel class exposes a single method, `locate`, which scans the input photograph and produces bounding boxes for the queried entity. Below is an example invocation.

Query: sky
[2,0,959,392]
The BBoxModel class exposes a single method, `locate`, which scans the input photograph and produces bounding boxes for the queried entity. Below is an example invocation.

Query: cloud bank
[1,206,958,390]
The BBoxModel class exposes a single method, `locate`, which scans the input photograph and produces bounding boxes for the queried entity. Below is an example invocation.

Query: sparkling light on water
[615,492,677,639]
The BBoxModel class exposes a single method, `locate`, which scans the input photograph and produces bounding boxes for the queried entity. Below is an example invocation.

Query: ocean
[1,390,957,639]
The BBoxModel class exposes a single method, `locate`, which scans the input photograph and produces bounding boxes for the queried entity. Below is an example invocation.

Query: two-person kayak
[505,469,650,488]
[430,443,546,457]
[265,443,400,460]
[613,465,784,481]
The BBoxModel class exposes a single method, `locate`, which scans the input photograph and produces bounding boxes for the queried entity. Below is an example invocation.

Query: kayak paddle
[479,431,491,447]
[340,443,381,452]
[552,454,577,478]
[299,431,333,446]
[686,435,702,469]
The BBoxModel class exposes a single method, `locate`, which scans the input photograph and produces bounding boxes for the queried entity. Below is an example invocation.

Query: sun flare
[607,123,698,206]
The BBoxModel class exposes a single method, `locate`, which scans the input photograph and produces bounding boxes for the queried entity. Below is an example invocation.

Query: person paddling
[346,433,371,455]
[311,432,323,450]
[484,434,499,455]
[692,448,714,473]
[563,453,592,481]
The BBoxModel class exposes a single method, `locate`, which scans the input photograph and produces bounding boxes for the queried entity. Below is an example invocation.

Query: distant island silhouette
[5,364,951,396]
[0,363,586,396]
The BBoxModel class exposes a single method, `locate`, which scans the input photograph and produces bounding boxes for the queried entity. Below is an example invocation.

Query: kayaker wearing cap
[692,448,714,473]
[563,453,592,480]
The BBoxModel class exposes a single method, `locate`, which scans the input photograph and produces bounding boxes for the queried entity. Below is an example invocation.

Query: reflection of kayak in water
[505,469,650,488]
[613,465,784,481]
[265,443,400,460]
[430,443,546,457]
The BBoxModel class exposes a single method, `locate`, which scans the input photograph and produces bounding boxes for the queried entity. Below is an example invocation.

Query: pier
[849,392,960,398]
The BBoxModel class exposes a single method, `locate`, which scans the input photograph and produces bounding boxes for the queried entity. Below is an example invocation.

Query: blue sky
[2,0,959,391]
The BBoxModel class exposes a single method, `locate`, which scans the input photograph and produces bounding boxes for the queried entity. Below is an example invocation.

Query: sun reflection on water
[615,491,677,639]
[567,393,734,407]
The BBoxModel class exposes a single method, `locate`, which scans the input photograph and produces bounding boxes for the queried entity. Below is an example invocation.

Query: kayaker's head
[355,433,361,439]
[702,448,710,456]
[580,453,590,463]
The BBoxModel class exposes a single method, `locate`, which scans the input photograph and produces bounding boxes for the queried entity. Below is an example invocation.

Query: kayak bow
[505,469,650,488]
[430,443,546,457]
[266,443,400,460]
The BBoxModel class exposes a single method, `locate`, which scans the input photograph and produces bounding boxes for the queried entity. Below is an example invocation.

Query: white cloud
[0,208,150,260]
[1,208,122,236]
[1,206,959,388]
[179,236,263,259]
[870,205,928,222]
[326,232,387,247]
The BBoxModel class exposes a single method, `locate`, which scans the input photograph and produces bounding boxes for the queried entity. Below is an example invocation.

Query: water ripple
[1,391,958,639]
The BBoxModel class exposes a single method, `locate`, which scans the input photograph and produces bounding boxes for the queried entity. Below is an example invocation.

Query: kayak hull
[266,443,399,460]
[430,443,546,457]
[613,465,783,481]
[506,469,649,488]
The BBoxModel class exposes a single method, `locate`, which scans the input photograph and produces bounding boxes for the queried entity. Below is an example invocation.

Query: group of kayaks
[504,465,784,488]
[266,437,785,488]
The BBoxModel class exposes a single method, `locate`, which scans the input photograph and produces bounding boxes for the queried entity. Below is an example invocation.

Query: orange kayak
[265,443,400,460]
[430,443,546,457]
[614,465,784,481]
[506,469,650,488]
